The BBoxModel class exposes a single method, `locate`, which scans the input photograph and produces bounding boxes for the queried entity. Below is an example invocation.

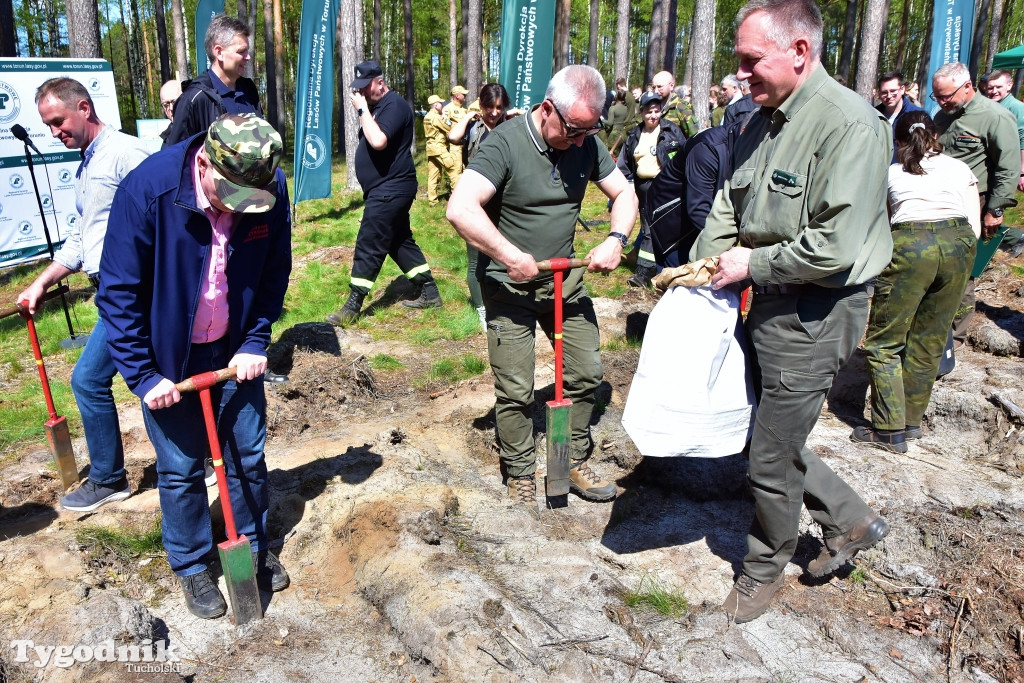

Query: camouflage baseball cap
[204,114,282,213]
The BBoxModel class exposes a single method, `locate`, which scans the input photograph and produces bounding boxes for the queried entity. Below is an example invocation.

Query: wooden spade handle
[174,367,238,393]
[535,258,591,272]
[0,284,70,321]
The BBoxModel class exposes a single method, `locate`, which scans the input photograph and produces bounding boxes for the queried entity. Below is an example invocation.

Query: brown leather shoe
[568,460,617,502]
[807,513,890,578]
[507,474,537,509]
[723,573,785,624]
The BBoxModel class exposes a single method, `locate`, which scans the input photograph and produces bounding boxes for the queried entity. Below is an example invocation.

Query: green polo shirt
[935,93,1020,211]
[693,65,893,288]
[468,105,617,283]
[997,93,1024,149]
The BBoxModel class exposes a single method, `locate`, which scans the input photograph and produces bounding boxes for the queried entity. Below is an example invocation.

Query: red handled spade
[535,257,590,500]
[174,367,262,626]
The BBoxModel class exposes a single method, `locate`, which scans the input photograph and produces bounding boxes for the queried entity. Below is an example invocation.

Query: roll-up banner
[924,0,976,113]
[292,0,336,203]
[498,0,556,111]
[0,58,122,268]
[194,0,224,75]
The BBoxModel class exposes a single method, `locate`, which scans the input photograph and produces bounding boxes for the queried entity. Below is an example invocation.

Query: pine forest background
[3,0,1024,155]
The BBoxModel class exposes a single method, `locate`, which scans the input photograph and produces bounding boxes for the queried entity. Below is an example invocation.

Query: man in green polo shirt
[932,62,1020,347]
[447,65,638,510]
[692,0,892,624]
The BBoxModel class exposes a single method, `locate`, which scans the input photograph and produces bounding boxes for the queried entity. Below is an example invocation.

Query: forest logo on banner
[0,81,20,123]
[302,134,326,170]
[88,78,101,94]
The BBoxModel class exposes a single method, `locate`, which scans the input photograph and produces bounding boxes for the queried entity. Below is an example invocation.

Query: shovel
[535,258,590,498]
[174,367,262,626]
[18,297,79,491]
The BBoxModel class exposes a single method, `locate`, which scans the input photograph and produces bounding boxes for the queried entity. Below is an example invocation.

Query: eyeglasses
[161,100,176,109]
[878,88,902,97]
[929,81,968,103]
[547,100,603,139]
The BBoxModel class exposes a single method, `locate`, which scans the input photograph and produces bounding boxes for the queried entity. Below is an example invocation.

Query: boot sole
[401,299,442,309]
[569,482,617,502]
[807,517,890,578]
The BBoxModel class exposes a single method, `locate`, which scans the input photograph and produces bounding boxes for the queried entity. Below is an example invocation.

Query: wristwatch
[989,208,1004,217]
[609,231,630,248]
[356,108,364,117]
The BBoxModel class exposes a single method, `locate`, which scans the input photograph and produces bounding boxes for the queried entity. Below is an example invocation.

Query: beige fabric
[652,256,719,292]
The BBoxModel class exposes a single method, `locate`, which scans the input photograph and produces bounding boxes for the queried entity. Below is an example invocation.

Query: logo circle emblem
[18,220,32,235]
[302,134,326,170]
[9,173,24,189]
[40,194,52,209]
[59,168,73,184]
[0,81,20,124]
[66,213,77,229]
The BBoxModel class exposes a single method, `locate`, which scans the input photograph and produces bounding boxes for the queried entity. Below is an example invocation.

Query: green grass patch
[623,574,689,617]
[370,354,404,371]
[1012,265,1024,278]
[76,519,164,562]
[848,566,868,585]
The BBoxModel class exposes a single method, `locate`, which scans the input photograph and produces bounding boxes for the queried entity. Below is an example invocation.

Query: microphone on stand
[11,124,42,155]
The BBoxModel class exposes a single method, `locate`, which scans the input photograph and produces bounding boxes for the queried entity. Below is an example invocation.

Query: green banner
[292,0,336,203]
[498,0,555,110]
[194,0,224,74]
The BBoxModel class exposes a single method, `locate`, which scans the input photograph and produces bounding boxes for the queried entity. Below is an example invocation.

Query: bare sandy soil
[1,251,1024,682]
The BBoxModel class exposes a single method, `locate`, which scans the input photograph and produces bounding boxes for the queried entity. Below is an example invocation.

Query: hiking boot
[60,477,131,512]
[807,513,890,578]
[568,460,617,502]
[178,570,227,619]
[402,281,442,309]
[507,474,537,509]
[723,573,785,624]
[905,425,922,441]
[253,549,290,591]
[627,264,655,289]
[204,459,217,487]
[327,291,365,327]
[850,426,907,454]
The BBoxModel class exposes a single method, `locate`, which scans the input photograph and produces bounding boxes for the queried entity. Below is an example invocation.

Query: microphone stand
[20,141,87,349]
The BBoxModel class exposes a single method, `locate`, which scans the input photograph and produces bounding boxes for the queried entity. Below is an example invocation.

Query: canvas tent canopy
[993,45,1024,69]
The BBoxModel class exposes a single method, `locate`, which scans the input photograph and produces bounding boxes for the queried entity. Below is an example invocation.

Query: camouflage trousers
[863,219,976,430]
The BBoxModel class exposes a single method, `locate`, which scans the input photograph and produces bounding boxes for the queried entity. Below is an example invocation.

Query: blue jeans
[70,318,125,485]
[142,339,269,576]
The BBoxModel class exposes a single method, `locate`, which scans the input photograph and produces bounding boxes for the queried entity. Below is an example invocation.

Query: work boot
[807,513,890,578]
[905,425,923,441]
[253,549,290,591]
[327,290,365,327]
[402,280,442,309]
[59,477,131,512]
[627,264,655,289]
[723,573,785,624]
[507,474,537,509]
[178,570,227,619]
[568,460,617,502]
[850,426,907,453]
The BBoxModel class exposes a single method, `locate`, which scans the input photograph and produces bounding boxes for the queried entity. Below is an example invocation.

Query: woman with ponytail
[852,110,979,453]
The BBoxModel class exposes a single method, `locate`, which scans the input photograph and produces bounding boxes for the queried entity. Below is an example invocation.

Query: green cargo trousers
[743,285,875,583]
[482,269,602,477]
[864,219,976,430]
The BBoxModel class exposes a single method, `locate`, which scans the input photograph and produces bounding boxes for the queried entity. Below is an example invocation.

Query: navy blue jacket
[876,95,924,162]
[97,134,292,398]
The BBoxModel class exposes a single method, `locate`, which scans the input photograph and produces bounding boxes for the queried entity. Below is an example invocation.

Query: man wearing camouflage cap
[423,94,457,205]
[97,113,292,619]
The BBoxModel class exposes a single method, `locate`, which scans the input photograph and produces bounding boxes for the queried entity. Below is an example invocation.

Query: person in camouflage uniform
[855,111,979,454]
[423,94,457,205]
[97,113,292,619]
[651,71,699,138]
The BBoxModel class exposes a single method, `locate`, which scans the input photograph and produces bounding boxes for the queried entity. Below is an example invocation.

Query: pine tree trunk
[128,0,150,117]
[690,0,713,128]
[645,0,666,86]
[615,0,630,82]
[986,0,1006,69]
[170,0,189,77]
[587,0,599,66]
[466,0,482,98]
[682,15,694,87]
[153,0,171,82]
[969,0,991,78]
[838,0,858,81]
[915,0,933,93]
[66,0,102,57]
[262,0,278,131]
[272,0,285,145]
[663,0,678,74]
[42,0,60,54]
[854,0,886,101]
[341,0,363,189]
[373,0,381,60]
[555,0,570,72]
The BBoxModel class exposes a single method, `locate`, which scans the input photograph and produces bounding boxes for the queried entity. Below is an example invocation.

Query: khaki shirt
[694,65,893,289]
[936,93,1021,211]
[442,101,468,129]
[423,108,450,156]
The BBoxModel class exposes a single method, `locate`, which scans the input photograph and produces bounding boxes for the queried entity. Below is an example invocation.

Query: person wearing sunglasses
[447,65,638,511]
[931,61,1020,350]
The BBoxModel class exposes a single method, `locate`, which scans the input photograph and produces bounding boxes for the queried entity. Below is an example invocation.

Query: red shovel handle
[21,302,59,421]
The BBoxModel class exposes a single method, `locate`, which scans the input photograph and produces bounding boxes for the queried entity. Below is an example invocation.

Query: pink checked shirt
[190,148,238,343]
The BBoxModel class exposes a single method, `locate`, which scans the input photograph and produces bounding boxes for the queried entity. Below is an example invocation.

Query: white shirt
[888,152,981,238]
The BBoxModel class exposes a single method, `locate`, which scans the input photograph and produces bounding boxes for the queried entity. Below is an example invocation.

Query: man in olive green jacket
[692,0,892,625]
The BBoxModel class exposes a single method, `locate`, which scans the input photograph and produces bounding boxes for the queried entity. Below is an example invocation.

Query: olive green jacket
[693,65,893,288]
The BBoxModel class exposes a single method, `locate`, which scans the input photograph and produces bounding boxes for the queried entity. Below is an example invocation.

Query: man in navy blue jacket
[97,114,291,619]
[876,71,923,163]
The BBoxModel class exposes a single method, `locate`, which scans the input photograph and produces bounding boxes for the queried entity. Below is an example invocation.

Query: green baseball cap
[204,114,282,213]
